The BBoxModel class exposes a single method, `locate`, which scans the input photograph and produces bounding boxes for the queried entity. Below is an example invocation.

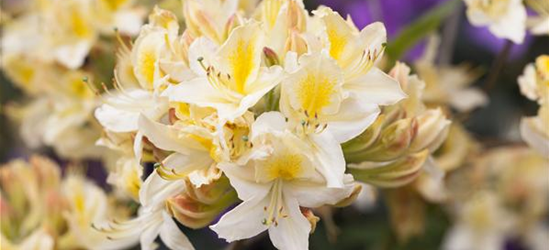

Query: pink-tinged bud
[349,150,429,188]
[343,114,386,159]
[166,177,237,229]
[0,160,35,213]
[301,208,320,233]
[263,47,280,66]
[389,62,412,90]
[43,190,69,234]
[409,108,451,153]
[183,0,223,43]
[148,7,179,36]
[287,0,307,32]
[30,156,61,190]
[224,14,241,41]
[284,30,308,57]
[350,118,418,162]
[0,194,13,237]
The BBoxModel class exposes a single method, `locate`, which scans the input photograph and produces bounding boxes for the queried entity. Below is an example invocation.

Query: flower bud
[409,108,451,153]
[263,47,280,66]
[349,118,418,162]
[287,0,307,32]
[223,14,241,41]
[30,156,61,190]
[343,114,386,158]
[166,177,237,229]
[284,30,308,57]
[389,62,412,90]
[148,7,179,37]
[349,150,429,188]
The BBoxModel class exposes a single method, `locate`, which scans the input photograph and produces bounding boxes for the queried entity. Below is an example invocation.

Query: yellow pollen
[229,40,256,94]
[265,154,303,181]
[297,73,336,116]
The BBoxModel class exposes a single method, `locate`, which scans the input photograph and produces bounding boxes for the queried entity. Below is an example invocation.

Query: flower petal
[138,115,193,154]
[324,97,380,143]
[308,132,346,188]
[268,195,311,250]
[344,67,407,106]
[286,174,355,208]
[210,196,270,242]
[159,212,195,250]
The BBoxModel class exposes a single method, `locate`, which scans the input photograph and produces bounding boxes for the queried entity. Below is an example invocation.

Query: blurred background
[1,0,548,249]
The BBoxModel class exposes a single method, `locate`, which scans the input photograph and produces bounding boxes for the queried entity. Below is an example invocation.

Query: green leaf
[386,0,459,61]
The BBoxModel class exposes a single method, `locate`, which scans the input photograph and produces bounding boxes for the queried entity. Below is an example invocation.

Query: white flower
[463,0,527,43]
[211,112,354,250]
[526,0,549,36]
[106,156,143,201]
[95,172,194,250]
[164,20,284,123]
[415,35,487,112]
[0,229,54,250]
[137,114,221,187]
[182,0,240,44]
[1,0,143,69]
[95,89,169,133]
[518,55,549,157]
[443,191,514,250]
[520,105,549,157]
[62,175,137,250]
[280,9,405,143]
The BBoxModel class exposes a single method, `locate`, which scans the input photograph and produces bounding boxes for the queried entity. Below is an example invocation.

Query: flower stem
[483,40,513,92]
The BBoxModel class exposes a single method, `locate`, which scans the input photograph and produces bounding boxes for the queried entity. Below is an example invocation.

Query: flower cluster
[91,1,421,248]
[1,0,143,159]
[1,0,548,250]
[443,146,549,250]
[0,156,133,250]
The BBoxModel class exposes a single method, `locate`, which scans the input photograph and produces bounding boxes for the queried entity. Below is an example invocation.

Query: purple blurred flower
[315,0,449,60]
[317,0,448,34]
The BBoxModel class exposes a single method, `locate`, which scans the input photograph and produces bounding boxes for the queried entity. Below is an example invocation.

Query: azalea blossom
[0,156,131,250]
[95,171,194,250]
[463,0,527,43]
[414,36,487,112]
[526,0,549,35]
[443,191,513,250]
[164,20,284,123]
[518,55,549,157]
[211,112,355,250]
[1,0,143,69]
[279,7,405,143]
